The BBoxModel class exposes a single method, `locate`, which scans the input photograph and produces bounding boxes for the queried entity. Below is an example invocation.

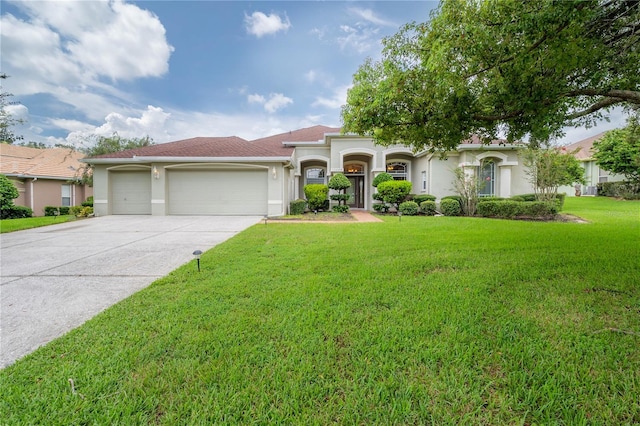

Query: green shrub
[44,206,59,216]
[304,184,329,211]
[399,201,419,216]
[515,193,565,210]
[377,180,412,208]
[372,203,389,213]
[332,205,349,213]
[70,206,83,216]
[330,194,350,202]
[510,195,525,202]
[597,181,640,199]
[0,174,19,210]
[477,201,558,219]
[1,205,33,219]
[440,198,461,216]
[412,194,436,204]
[289,199,307,215]
[478,197,506,203]
[59,206,70,215]
[441,195,463,208]
[78,206,94,217]
[372,172,393,187]
[420,200,437,216]
[81,196,94,207]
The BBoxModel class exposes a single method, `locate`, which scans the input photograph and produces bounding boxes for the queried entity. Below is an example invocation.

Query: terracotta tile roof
[0,144,86,179]
[563,132,606,160]
[87,125,342,160]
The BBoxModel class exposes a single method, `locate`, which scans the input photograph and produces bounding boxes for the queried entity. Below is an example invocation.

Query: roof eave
[84,156,293,164]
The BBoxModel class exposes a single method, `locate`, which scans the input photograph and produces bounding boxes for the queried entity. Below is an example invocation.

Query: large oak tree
[342,0,640,152]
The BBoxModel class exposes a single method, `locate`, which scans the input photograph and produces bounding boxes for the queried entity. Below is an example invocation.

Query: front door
[347,176,364,208]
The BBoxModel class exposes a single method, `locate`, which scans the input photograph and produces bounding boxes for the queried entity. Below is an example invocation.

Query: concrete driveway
[0,215,261,368]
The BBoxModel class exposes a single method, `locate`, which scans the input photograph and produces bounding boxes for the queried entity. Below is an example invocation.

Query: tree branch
[566,89,640,104]
[566,97,626,120]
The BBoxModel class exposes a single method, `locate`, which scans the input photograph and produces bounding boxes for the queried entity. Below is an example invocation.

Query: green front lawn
[0,215,76,233]
[1,197,639,424]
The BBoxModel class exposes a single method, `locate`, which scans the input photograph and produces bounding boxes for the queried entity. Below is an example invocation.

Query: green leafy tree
[342,1,640,152]
[0,74,24,144]
[523,147,586,201]
[377,180,412,211]
[328,173,351,212]
[77,134,155,185]
[593,117,640,184]
[0,174,19,210]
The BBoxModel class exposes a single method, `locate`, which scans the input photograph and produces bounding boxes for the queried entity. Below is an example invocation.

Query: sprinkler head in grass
[192,250,203,272]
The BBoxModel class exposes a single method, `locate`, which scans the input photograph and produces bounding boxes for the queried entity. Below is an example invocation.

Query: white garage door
[168,169,268,215]
[111,171,152,215]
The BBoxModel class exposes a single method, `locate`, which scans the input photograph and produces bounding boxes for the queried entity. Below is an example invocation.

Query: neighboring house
[86,125,534,217]
[0,144,93,216]
[561,132,626,196]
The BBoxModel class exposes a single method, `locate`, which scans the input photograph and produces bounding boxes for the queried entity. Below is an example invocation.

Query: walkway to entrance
[351,210,383,222]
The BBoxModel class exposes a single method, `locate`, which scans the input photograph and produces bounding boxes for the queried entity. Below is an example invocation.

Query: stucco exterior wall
[7,177,92,216]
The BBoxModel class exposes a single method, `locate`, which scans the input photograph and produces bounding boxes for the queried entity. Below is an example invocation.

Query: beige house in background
[0,144,93,216]
[86,125,533,217]
[560,132,626,195]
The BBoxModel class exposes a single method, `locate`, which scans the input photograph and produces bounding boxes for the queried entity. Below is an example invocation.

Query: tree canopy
[342,0,640,152]
[592,116,640,184]
[0,74,24,144]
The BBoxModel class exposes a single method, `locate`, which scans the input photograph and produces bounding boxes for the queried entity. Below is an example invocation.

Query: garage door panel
[168,170,267,215]
[111,172,151,215]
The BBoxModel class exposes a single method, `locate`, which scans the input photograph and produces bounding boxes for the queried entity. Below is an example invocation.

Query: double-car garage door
[110,169,268,215]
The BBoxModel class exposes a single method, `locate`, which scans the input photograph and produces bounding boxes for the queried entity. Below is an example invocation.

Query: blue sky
[0,0,627,147]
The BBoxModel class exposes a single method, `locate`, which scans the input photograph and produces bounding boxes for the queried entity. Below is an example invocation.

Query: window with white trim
[386,162,407,180]
[421,171,427,191]
[478,161,495,197]
[306,168,326,185]
[61,184,71,206]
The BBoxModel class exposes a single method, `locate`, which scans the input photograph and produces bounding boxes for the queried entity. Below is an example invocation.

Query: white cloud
[247,93,266,104]
[312,85,351,110]
[337,24,379,54]
[247,93,293,113]
[348,7,397,27]
[0,1,173,120]
[244,11,291,38]
[64,105,171,146]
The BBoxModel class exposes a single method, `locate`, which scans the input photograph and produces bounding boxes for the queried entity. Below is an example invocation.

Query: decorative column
[499,166,512,198]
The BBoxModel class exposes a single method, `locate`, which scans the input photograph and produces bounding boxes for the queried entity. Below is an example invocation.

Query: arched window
[387,162,407,180]
[478,161,495,197]
[306,168,326,185]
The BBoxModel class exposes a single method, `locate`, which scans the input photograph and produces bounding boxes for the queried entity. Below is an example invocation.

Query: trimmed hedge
[304,184,329,211]
[332,205,349,213]
[420,200,437,216]
[399,201,419,216]
[81,196,94,207]
[290,199,306,215]
[440,198,461,216]
[1,205,33,219]
[412,194,436,204]
[44,206,59,216]
[477,200,558,219]
[515,193,566,211]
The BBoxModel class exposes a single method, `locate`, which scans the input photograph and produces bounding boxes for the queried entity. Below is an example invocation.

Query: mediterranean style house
[86,125,534,217]
[0,144,93,216]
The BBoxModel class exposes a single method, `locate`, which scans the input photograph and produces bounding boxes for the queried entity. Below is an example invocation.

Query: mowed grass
[1,197,639,424]
[0,215,76,233]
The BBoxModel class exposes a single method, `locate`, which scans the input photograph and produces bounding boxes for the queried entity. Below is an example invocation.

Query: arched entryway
[344,162,366,209]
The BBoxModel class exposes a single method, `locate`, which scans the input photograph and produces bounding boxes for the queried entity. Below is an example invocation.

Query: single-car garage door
[168,169,268,215]
[111,171,152,215]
